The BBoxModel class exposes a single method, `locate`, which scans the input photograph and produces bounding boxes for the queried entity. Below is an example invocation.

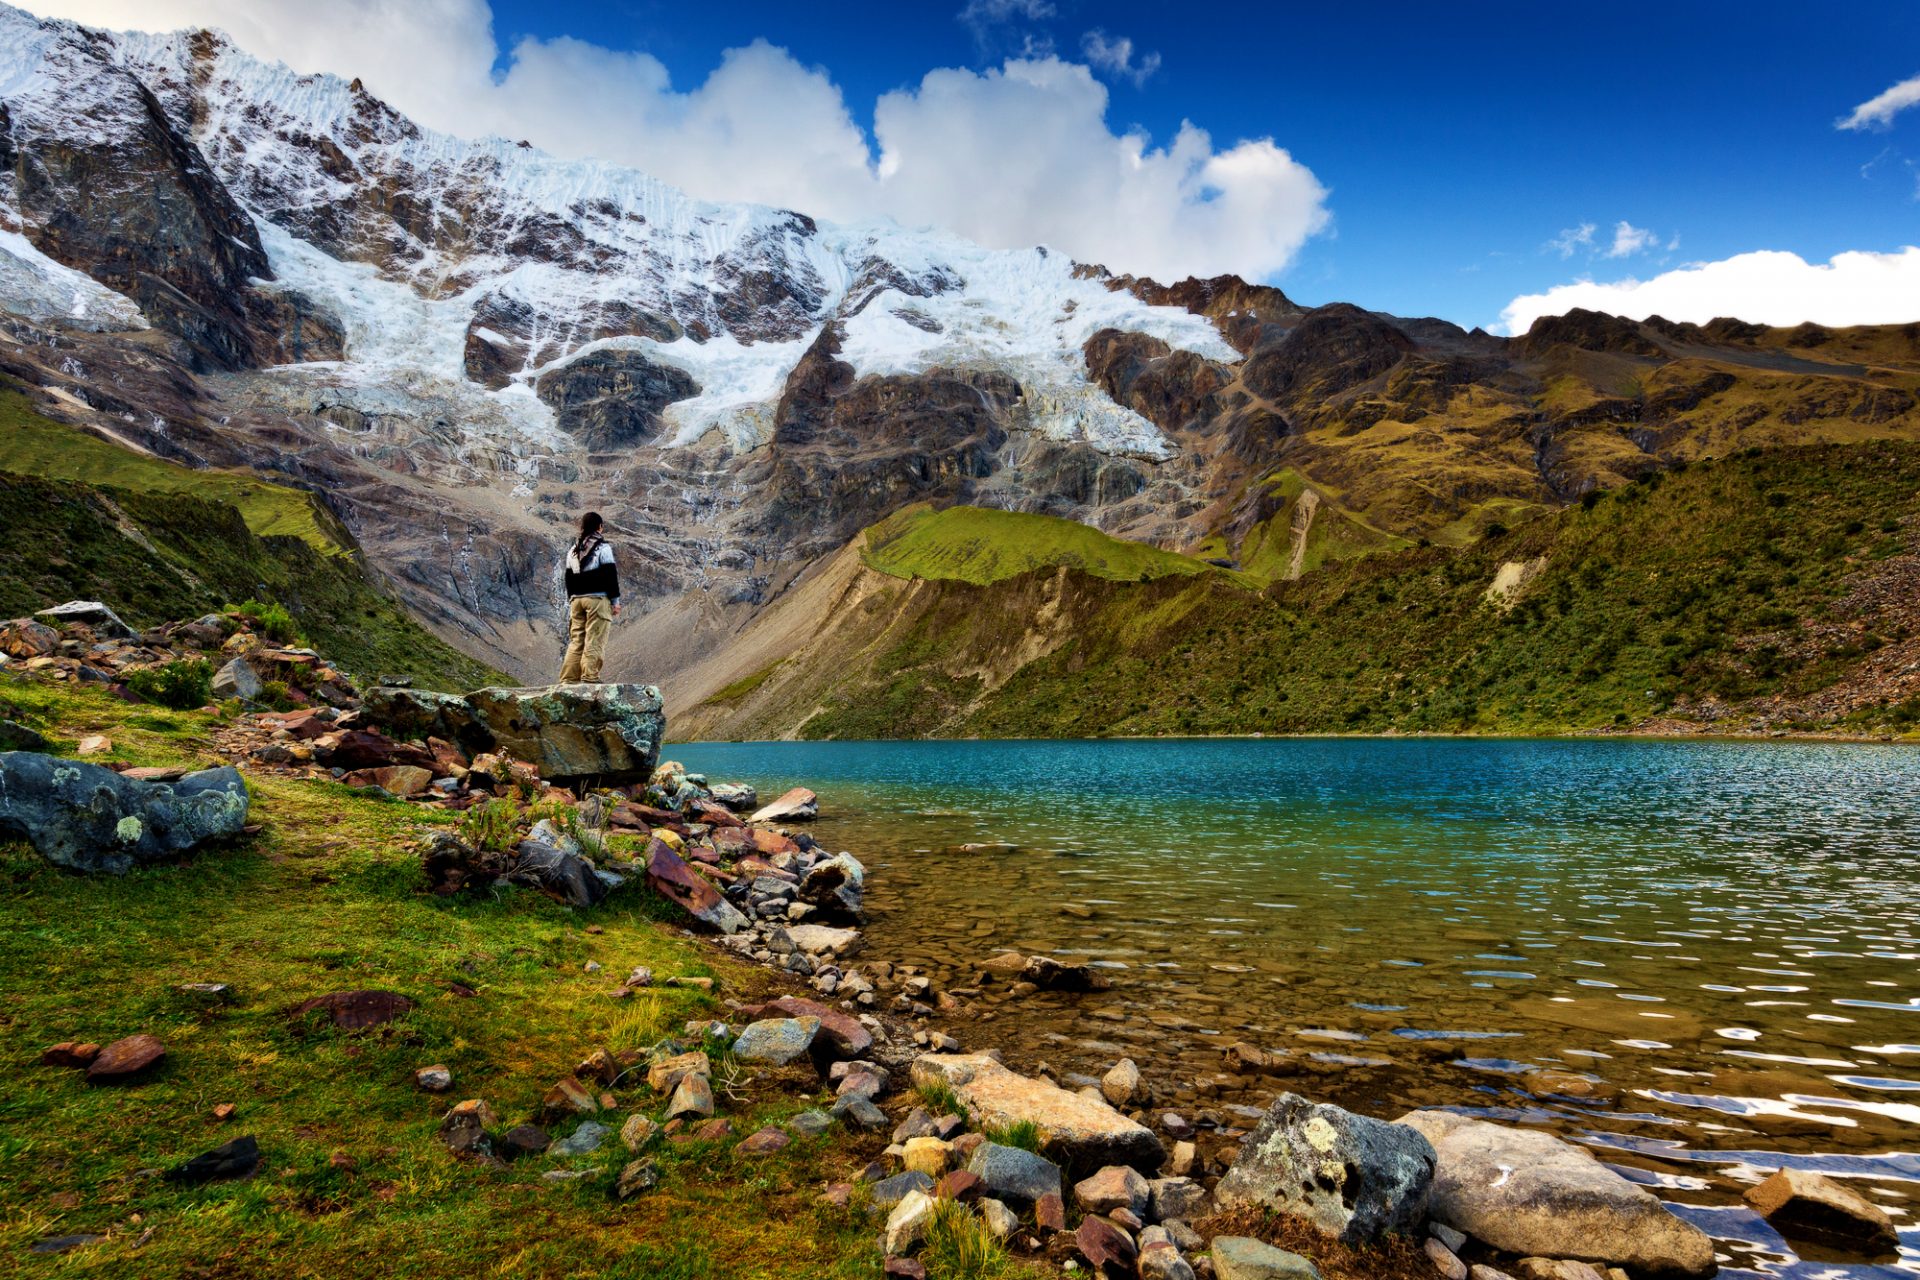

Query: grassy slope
[690,443,1920,739]
[0,389,351,553]
[864,503,1232,586]
[0,679,891,1279]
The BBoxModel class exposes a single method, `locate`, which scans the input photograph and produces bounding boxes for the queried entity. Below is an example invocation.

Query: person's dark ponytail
[579,511,603,538]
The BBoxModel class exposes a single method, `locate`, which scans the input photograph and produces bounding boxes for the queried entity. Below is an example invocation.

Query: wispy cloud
[1839,73,1920,130]
[1607,221,1658,258]
[957,0,1054,49]
[1080,30,1161,87]
[1548,222,1595,258]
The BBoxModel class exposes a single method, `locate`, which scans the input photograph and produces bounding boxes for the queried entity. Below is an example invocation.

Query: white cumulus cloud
[1839,73,1920,130]
[19,0,1329,284]
[1080,30,1161,87]
[1606,221,1659,258]
[1500,247,1920,335]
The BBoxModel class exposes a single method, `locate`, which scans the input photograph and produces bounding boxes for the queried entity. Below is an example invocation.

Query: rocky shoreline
[2,603,1906,1278]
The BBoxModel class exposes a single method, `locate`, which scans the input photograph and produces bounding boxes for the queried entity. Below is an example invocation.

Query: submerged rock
[1745,1166,1899,1255]
[1215,1094,1434,1245]
[1397,1110,1716,1278]
[916,1053,1163,1170]
[0,752,249,873]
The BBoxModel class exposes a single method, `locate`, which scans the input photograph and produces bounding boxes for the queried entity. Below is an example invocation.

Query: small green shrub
[257,679,298,712]
[123,658,213,710]
[230,599,302,645]
[458,798,521,852]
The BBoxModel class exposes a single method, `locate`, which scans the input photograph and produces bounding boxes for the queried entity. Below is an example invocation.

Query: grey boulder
[0,752,249,873]
[1216,1094,1434,1245]
[464,683,665,783]
[212,657,262,702]
[1211,1236,1321,1280]
[36,600,136,639]
[1398,1110,1716,1279]
[966,1141,1063,1208]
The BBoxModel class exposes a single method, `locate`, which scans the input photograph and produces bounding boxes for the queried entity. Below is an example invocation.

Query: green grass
[863,503,1234,587]
[912,1080,967,1120]
[922,1196,1011,1280]
[0,388,350,554]
[978,1120,1041,1153]
[0,679,893,1279]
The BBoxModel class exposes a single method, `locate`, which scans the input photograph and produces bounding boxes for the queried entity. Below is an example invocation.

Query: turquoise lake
[675,737,1920,1276]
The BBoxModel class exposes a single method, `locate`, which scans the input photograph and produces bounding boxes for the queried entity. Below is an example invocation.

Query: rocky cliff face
[1,2,1916,691]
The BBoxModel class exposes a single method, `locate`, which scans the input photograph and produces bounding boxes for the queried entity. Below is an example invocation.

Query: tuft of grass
[915,1079,968,1121]
[979,1119,1041,1153]
[922,1196,1011,1280]
[456,797,521,852]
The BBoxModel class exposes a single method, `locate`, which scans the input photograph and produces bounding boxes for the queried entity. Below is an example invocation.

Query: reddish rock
[644,839,747,933]
[1035,1192,1067,1235]
[85,1034,165,1083]
[883,1259,927,1280]
[541,1075,599,1117]
[691,801,744,829]
[1075,1215,1138,1277]
[750,829,800,856]
[40,1041,100,1069]
[711,826,752,853]
[935,1169,986,1202]
[761,995,873,1060]
[738,1125,791,1155]
[290,990,415,1030]
[314,730,434,771]
[212,1102,237,1121]
[692,1118,735,1142]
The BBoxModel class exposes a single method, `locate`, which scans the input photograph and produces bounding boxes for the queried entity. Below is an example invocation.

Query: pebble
[414,1064,453,1093]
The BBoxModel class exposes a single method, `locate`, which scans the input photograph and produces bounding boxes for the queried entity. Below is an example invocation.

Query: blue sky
[40,0,1920,331]
[474,0,1920,329]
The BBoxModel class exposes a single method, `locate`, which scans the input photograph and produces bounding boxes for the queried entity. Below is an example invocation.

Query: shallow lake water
[674,737,1920,1276]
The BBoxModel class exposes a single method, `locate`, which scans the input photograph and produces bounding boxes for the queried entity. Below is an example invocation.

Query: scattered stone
[979,1196,1019,1241]
[1150,1175,1210,1222]
[1140,1241,1199,1280]
[1211,1236,1322,1280]
[1163,1113,1195,1141]
[738,1125,790,1155]
[785,924,862,958]
[708,782,757,811]
[1103,1058,1143,1107]
[665,1072,714,1121]
[290,989,414,1031]
[1433,1224,1468,1253]
[28,1234,104,1255]
[1744,1166,1899,1254]
[732,1016,821,1065]
[1075,1215,1138,1278]
[1468,1267,1518,1280]
[1076,1164,1151,1217]
[967,1141,1064,1208]
[1169,1140,1199,1178]
[645,839,748,934]
[615,1158,659,1199]
[750,787,819,824]
[499,1124,551,1161]
[936,1169,985,1202]
[550,1121,611,1158]
[620,1114,658,1151]
[212,657,263,702]
[883,1258,926,1280]
[647,1050,712,1093]
[212,1102,236,1121]
[873,1170,936,1208]
[789,1109,833,1137]
[1021,954,1105,992]
[0,754,249,873]
[40,1041,100,1068]
[414,1064,453,1093]
[1514,1262,1605,1280]
[1426,1237,1469,1280]
[691,1117,734,1142]
[1398,1110,1716,1279]
[85,1033,165,1084]
[0,719,51,752]
[901,1136,953,1177]
[914,1053,1163,1170]
[542,1075,600,1117]
[439,1099,497,1158]
[833,1093,887,1130]
[176,981,233,1002]
[1216,1094,1435,1244]
[1035,1191,1067,1234]
[165,1135,261,1185]
[883,1189,935,1255]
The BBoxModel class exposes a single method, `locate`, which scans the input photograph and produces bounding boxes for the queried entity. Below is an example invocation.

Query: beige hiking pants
[560,596,613,683]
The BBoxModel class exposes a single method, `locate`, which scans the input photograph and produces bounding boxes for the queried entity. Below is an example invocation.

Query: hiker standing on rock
[559,511,620,683]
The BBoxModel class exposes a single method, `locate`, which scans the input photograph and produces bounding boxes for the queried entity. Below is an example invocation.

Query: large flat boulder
[912,1053,1163,1171]
[462,683,664,783]
[644,838,747,933]
[36,600,136,639]
[1397,1110,1716,1278]
[1216,1094,1433,1245]
[0,752,249,873]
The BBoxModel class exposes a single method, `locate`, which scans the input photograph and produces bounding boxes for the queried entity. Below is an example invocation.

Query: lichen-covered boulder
[464,683,664,783]
[361,686,476,745]
[1216,1094,1434,1245]
[0,752,249,873]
